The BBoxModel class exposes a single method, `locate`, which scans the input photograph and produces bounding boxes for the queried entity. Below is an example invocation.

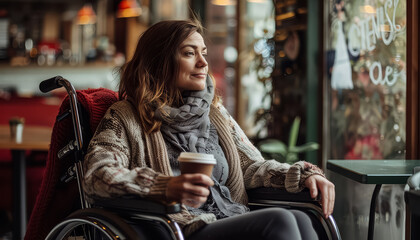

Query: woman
[83,18,335,240]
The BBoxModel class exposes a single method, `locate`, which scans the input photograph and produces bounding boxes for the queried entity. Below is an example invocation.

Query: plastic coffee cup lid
[178,152,216,165]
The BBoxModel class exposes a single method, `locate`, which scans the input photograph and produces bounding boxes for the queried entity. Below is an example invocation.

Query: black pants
[187,208,321,240]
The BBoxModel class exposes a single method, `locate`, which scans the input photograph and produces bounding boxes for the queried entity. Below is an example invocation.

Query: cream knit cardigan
[83,100,324,236]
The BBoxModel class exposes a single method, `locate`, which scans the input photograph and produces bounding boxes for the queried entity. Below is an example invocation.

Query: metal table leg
[368,184,382,240]
[12,150,26,240]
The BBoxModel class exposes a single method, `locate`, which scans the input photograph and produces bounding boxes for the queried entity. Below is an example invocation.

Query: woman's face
[176,31,208,91]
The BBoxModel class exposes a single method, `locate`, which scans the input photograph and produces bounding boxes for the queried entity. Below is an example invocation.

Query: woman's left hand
[304,175,335,218]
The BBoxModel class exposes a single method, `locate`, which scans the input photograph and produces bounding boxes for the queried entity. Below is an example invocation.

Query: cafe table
[0,125,52,240]
[327,159,420,240]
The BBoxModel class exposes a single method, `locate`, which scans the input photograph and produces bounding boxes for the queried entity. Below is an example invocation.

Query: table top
[0,125,52,150]
[327,160,420,184]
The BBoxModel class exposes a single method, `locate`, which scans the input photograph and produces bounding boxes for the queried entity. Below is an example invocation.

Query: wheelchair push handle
[39,76,66,93]
[39,76,90,209]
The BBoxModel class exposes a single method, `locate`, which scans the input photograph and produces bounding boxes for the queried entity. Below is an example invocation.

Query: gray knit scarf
[155,75,214,153]
[156,76,249,218]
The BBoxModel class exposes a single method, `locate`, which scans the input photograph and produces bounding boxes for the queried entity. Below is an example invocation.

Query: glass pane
[325,0,407,160]
[205,1,237,115]
[239,0,274,138]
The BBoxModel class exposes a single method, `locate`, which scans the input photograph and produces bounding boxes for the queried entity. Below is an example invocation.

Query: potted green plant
[257,117,319,164]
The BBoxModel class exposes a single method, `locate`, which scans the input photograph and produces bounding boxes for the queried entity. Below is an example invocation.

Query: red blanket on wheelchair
[25,88,118,240]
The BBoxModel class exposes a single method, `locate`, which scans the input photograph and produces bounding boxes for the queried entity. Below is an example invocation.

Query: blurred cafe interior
[0,0,418,239]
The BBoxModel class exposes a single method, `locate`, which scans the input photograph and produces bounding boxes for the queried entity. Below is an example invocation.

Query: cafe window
[204,1,238,115]
[200,0,275,130]
[237,0,274,138]
[324,0,407,160]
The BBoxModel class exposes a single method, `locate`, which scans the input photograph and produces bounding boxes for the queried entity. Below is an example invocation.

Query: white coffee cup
[178,152,216,177]
[9,117,25,143]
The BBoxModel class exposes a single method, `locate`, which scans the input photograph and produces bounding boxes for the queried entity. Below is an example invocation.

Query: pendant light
[117,0,142,18]
[77,3,96,25]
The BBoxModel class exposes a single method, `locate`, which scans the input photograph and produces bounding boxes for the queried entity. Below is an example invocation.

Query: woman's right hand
[166,174,214,208]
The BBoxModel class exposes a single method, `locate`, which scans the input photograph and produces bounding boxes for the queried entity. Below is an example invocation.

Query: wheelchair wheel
[45,208,140,240]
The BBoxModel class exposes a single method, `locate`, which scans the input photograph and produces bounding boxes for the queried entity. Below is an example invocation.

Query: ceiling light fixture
[77,3,96,25]
[117,0,142,18]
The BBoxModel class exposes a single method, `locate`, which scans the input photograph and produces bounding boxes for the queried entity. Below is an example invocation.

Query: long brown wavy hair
[119,19,219,134]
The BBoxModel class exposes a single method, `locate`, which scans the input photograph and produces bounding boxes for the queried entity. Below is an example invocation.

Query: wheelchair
[25,76,342,240]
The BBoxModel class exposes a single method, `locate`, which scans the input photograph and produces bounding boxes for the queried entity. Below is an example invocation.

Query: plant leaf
[258,139,288,154]
[289,142,319,153]
[288,117,301,148]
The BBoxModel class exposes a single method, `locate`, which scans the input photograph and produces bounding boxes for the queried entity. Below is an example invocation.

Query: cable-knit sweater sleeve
[83,102,170,201]
[216,104,324,193]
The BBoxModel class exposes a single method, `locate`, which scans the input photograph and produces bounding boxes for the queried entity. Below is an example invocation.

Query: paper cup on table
[9,117,25,143]
[178,152,216,177]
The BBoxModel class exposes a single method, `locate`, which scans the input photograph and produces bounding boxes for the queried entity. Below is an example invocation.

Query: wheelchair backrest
[25,88,118,240]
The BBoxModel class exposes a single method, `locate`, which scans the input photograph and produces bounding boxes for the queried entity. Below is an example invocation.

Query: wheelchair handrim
[45,217,120,240]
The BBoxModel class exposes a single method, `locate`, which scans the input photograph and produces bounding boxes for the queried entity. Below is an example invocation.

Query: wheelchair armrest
[248,188,342,240]
[93,195,182,215]
[247,187,319,204]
